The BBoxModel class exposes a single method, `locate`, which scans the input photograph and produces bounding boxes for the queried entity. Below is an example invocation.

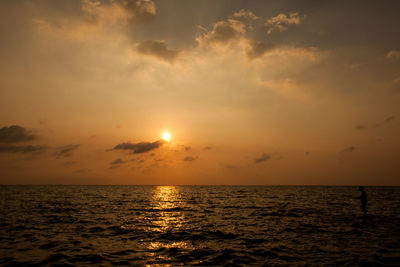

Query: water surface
[1,186,400,265]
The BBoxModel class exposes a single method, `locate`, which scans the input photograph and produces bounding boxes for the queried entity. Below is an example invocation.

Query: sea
[1,186,400,266]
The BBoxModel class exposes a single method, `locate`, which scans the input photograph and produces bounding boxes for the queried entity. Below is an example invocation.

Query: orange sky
[0,0,399,185]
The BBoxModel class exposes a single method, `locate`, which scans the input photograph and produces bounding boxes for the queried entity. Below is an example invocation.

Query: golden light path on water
[147,186,190,254]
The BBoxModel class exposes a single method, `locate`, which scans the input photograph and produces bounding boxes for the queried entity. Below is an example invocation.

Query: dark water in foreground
[1,186,400,266]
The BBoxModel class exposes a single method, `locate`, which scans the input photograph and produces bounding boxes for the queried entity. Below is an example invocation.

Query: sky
[0,0,399,185]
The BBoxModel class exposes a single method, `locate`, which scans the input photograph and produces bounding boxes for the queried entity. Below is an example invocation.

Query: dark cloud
[343,146,358,153]
[0,145,47,154]
[54,144,80,158]
[111,158,126,165]
[305,151,310,156]
[254,153,270,163]
[135,40,179,63]
[184,146,191,151]
[247,41,275,60]
[184,156,197,162]
[0,125,36,143]
[113,139,166,154]
[203,146,212,150]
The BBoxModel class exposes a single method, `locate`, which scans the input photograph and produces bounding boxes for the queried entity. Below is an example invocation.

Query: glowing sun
[162,132,171,142]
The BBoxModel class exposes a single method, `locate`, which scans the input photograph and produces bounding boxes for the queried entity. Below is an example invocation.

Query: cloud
[375,116,395,127]
[355,124,367,130]
[254,153,270,163]
[343,146,358,153]
[113,139,166,154]
[203,146,212,150]
[111,158,126,165]
[109,158,126,168]
[0,125,36,144]
[247,41,275,60]
[54,144,80,158]
[356,116,395,129]
[386,50,400,60]
[225,164,239,170]
[135,40,180,63]
[305,151,310,156]
[118,0,156,24]
[183,156,197,162]
[184,146,191,151]
[0,145,47,154]
[197,19,246,46]
[265,12,305,34]
[34,0,156,40]
[233,9,258,20]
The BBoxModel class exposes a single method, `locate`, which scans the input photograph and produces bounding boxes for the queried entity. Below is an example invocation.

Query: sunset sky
[1,0,399,185]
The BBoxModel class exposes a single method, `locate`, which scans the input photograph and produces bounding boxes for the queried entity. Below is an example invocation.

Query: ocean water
[1,186,400,266]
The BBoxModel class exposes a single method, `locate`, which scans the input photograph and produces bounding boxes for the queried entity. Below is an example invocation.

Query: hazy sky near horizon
[1,0,400,185]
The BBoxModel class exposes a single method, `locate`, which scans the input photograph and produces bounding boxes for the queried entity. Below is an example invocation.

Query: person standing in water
[359,186,367,216]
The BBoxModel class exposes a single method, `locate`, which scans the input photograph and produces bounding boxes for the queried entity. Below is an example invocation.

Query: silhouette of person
[358,186,367,216]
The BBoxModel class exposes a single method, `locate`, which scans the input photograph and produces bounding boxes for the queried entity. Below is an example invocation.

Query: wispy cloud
[254,153,270,163]
[111,158,126,165]
[375,116,395,127]
[54,144,80,158]
[355,124,368,130]
[355,116,395,130]
[343,146,358,153]
[184,156,197,162]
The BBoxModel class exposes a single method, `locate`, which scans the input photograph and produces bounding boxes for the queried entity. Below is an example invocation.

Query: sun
[162,131,171,142]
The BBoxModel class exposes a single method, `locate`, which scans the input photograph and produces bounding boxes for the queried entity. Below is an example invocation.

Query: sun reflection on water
[151,186,184,230]
[147,186,190,252]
